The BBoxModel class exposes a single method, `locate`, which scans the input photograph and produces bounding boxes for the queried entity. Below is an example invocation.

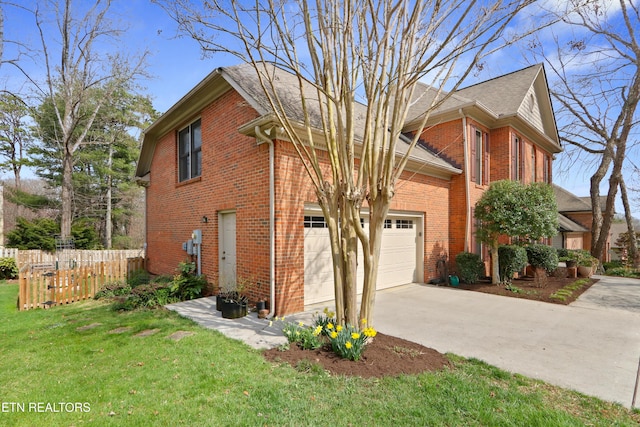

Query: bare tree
[157,0,546,325]
[8,0,148,240]
[530,0,640,265]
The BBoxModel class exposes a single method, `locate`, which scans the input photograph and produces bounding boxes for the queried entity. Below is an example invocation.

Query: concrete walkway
[167,275,640,409]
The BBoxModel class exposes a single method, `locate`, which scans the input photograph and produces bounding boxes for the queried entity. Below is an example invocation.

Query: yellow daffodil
[360,318,367,325]
[351,332,361,340]
[336,325,343,332]
[330,331,338,339]
[313,325,323,336]
[298,321,304,327]
[345,341,352,349]
[326,323,334,330]
[364,327,377,338]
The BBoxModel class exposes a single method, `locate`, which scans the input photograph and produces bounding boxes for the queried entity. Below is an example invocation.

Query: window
[511,135,523,181]
[178,119,202,182]
[531,147,537,183]
[543,155,551,183]
[384,219,392,229]
[396,219,414,229]
[471,128,489,185]
[304,216,327,228]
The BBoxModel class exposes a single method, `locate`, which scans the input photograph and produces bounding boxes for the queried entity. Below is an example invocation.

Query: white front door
[219,212,237,287]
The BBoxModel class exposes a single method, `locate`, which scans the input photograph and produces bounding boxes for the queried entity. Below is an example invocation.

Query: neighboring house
[552,184,613,261]
[135,63,562,315]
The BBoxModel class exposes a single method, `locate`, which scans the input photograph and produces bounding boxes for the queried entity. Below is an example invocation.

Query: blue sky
[1,0,637,217]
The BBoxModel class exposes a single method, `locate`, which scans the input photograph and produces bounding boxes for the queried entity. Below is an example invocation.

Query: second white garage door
[303,212,421,305]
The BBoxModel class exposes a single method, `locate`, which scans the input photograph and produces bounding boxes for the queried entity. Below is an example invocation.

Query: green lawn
[1,282,638,426]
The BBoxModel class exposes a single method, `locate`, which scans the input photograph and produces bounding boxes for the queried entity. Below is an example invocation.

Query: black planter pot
[221,300,248,319]
[566,260,577,268]
[216,294,224,311]
[256,300,266,311]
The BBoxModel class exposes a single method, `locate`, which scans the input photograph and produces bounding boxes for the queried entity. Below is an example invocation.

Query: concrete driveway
[372,275,640,408]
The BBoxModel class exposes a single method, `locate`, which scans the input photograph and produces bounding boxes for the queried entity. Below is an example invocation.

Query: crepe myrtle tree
[474,180,558,284]
[157,0,554,325]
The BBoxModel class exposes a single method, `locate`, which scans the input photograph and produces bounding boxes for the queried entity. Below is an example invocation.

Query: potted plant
[576,251,598,277]
[220,278,250,319]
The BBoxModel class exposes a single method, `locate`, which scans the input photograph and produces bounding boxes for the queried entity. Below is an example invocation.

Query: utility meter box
[192,229,202,245]
[182,239,194,255]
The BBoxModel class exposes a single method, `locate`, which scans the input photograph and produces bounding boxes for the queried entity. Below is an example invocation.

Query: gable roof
[553,184,609,214]
[557,214,588,232]
[404,64,561,155]
[136,63,462,178]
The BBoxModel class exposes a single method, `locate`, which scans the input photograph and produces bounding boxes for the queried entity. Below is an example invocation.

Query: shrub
[131,283,175,308]
[498,245,528,282]
[94,281,132,299]
[556,248,569,259]
[0,257,18,280]
[170,262,207,301]
[455,252,485,284]
[603,260,623,271]
[604,267,640,278]
[127,270,150,287]
[525,244,558,273]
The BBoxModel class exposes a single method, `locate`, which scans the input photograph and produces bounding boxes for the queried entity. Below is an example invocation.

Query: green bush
[455,252,485,284]
[604,267,640,278]
[526,244,559,273]
[603,260,623,271]
[170,262,207,301]
[127,270,150,287]
[498,245,528,282]
[556,248,569,259]
[94,282,132,299]
[0,257,18,280]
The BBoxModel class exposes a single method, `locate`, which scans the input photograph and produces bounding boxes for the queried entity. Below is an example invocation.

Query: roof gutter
[254,125,276,318]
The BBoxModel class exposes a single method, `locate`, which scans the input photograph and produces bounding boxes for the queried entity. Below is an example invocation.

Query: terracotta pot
[577,265,593,278]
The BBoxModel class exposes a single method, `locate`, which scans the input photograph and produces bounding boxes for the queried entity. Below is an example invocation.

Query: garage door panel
[304,213,420,305]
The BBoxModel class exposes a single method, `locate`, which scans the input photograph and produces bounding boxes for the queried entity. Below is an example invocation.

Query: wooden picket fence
[18,257,146,311]
[1,248,144,271]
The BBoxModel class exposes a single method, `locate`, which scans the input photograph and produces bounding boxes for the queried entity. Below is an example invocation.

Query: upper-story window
[511,135,523,181]
[543,154,551,183]
[531,147,537,183]
[471,128,489,185]
[178,119,202,182]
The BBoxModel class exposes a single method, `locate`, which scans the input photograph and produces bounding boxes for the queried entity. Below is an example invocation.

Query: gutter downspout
[459,109,471,252]
[255,126,276,318]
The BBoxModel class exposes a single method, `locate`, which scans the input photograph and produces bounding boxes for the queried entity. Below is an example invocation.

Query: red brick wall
[272,142,452,314]
[146,90,271,302]
[418,119,557,274]
[147,87,455,314]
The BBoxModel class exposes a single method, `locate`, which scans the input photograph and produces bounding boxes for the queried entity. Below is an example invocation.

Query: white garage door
[304,212,420,305]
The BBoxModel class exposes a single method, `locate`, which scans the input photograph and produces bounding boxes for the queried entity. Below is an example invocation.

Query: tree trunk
[490,239,500,284]
[60,151,74,240]
[619,177,639,268]
[589,145,612,260]
[592,140,625,263]
[105,144,113,248]
[359,199,388,325]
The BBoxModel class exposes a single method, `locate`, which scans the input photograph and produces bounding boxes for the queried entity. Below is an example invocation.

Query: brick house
[552,184,613,261]
[135,63,562,315]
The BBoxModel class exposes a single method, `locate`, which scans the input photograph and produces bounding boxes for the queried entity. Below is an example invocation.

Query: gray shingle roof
[557,214,588,232]
[554,184,593,212]
[221,62,460,173]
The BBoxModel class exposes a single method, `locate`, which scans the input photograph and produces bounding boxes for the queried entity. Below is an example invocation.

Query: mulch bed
[263,332,450,378]
[456,274,598,304]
